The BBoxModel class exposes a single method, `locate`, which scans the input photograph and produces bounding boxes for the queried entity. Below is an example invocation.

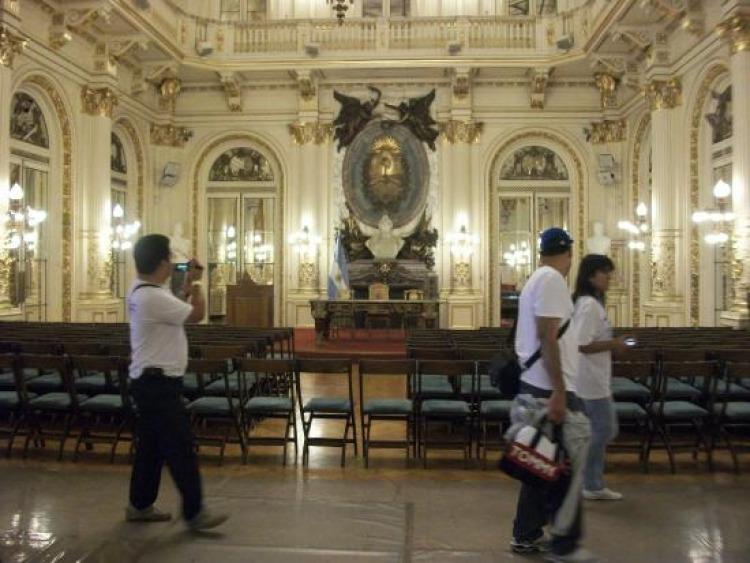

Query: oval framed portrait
[342,120,429,229]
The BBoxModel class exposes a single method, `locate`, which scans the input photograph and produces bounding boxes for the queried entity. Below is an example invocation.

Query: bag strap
[522,319,571,370]
[130,283,161,295]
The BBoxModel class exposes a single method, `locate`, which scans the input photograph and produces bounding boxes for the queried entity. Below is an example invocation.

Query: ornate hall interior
[0,0,750,562]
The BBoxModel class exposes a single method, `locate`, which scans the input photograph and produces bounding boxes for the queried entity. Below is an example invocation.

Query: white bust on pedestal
[586,222,611,255]
[170,221,191,262]
[365,214,404,260]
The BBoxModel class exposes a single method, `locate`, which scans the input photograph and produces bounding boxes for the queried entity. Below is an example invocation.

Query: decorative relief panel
[209,147,274,182]
[11,92,49,148]
[645,78,682,110]
[111,132,127,173]
[288,121,332,145]
[585,119,626,144]
[499,146,568,180]
[439,120,484,144]
[716,14,750,55]
[150,123,193,147]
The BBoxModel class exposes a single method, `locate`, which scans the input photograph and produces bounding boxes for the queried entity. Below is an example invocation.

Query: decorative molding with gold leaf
[117,119,145,219]
[587,119,626,144]
[594,72,618,110]
[288,121,332,145]
[81,86,118,118]
[529,68,550,109]
[158,77,181,112]
[0,24,26,68]
[645,78,682,110]
[630,114,651,327]
[439,120,484,144]
[716,14,750,55]
[150,123,193,147]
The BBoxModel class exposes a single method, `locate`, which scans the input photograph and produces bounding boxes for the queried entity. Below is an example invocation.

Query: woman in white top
[573,255,630,501]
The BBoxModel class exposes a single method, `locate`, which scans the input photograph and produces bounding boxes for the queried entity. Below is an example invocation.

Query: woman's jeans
[582,397,619,491]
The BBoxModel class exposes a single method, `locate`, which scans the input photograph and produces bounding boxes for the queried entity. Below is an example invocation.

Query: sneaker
[545,547,599,562]
[583,488,623,501]
[187,509,229,532]
[125,505,172,522]
[510,536,550,554]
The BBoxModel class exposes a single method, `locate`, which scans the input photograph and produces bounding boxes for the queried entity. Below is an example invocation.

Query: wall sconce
[692,179,734,245]
[327,0,354,25]
[447,225,478,293]
[618,202,649,251]
[290,225,321,289]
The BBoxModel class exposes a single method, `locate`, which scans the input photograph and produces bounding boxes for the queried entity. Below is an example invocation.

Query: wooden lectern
[226,272,273,327]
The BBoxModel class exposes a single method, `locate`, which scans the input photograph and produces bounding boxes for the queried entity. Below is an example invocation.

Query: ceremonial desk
[310,299,440,344]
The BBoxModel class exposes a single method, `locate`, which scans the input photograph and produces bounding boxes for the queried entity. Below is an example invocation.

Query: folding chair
[610,361,652,472]
[0,354,33,457]
[22,354,85,460]
[296,359,357,467]
[359,359,415,467]
[416,360,475,469]
[240,358,297,465]
[711,361,750,473]
[74,356,135,462]
[185,358,245,465]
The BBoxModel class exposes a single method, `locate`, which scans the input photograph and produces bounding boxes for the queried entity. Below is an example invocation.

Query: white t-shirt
[573,296,612,400]
[515,266,580,394]
[127,280,193,379]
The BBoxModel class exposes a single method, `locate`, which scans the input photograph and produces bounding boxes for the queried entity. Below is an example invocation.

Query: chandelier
[618,202,649,251]
[327,0,354,25]
[692,179,734,245]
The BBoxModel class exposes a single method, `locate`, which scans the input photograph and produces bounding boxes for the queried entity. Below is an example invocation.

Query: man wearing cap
[509,228,594,562]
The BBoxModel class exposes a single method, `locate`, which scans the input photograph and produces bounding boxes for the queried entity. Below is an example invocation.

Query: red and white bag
[499,417,570,488]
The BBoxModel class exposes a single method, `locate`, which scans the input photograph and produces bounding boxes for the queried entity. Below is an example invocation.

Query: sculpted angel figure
[385,89,439,151]
[332,86,382,151]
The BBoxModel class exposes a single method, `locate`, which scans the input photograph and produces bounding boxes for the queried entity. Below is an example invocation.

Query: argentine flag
[327,234,350,299]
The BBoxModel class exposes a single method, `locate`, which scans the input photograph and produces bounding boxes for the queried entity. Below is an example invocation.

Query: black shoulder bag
[489,318,571,398]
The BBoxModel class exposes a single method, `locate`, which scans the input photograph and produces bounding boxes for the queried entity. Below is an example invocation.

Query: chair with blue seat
[71,354,119,395]
[198,345,249,398]
[239,358,297,465]
[416,359,475,469]
[659,349,709,400]
[359,359,416,467]
[646,360,717,473]
[185,358,245,465]
[0,354,35,457]
[295,358,357,467]
[22,354,86,460]
[711,361,750,473]
[715,350,750,390]
[74,356,135,462]
[609,357,653,472]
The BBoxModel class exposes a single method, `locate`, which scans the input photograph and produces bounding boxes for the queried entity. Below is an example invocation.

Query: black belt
[519,381,584,412]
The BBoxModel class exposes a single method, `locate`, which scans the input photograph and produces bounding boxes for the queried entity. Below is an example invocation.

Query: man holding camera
[125,234,227,531]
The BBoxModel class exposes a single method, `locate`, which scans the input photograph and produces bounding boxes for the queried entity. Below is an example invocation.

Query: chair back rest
[19,354,76,404]
[613,348,658,362]
[19,341,63,355]
[359,359,416,403]
[195,345,248,361]
[612,360,656,384]
[63,342,105,356]
[459,348,501,361]
[408,347,456,360]
[716,349,750,363]
[368,283,389,300]
[236,358,295,399]
[104,343,131,358]
[724,361,750,383]
[295,358,353,405]
[416,359,475,397]
[660,349,710,362]
[659,360,718,396]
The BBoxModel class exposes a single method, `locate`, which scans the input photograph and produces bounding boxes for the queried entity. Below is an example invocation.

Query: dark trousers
[511,383,590,555]
[129,372,202,520]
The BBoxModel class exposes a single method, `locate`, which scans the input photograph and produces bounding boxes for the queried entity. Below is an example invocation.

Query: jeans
[510,384,591,556]
[129,372,203,520]
[582,397,618,491]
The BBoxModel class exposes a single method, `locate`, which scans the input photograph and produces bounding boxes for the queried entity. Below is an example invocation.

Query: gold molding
[689,64,729,326]
[587,119,626,144]
[630,114,651,327]
[288,121,332,145]
[716,14,750,55]
[117,119,145,219]
[26,75,73,321]
[439,120,484,144]
[594,72,618,110]
[0,24,26,68]
[81,86,118,118]
[298,76,316,101]
[489,131,585,324]
[645,78,682,110]
[453,74,470,100]
[150,123,193,147]
[158,77,181,113]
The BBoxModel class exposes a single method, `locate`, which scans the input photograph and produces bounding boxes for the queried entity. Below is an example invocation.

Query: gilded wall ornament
[0,24,26,68]
[650,233,677,298]
[288,121,332,145]
[585,119,626,144]
[209,147,273,181]
[158,77,181,112]
[529,69,549,109]
[298,76,316,101]
[439,120,484,144]
[499,146,569,180]
[594,72,618,109]
[453,74,470,100]
[111,132,127,173]
[630,114,651,327]
[298,262,317,288]
[150,123,193,147]
[716,14,750,55]
[81,86,118,118]
[705,86,733,144]
[645,78,682,110]
[452,260,471,292]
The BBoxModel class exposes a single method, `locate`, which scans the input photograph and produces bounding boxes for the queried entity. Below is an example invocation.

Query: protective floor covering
[1,461,750,562]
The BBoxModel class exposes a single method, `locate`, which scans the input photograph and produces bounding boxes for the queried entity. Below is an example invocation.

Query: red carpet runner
[294,328,407,359]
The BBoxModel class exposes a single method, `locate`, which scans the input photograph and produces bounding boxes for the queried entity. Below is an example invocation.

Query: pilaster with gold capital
[0,24,26,69]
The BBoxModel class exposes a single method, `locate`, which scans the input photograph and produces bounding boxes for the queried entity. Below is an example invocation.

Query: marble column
[643,77,686,326]
[0,24,25,314]
[716,14,750,328]
[76,86,119,319]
